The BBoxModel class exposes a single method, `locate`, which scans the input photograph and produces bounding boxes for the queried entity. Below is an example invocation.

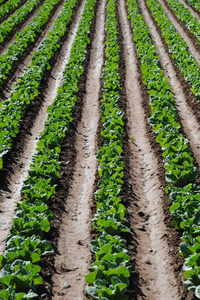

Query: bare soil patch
[0,0,46,56]
[51,0,105,298]
[0,0,66,99]
[116,0,197,298]
[0,0,86,254]
[1,0,200,298]
[0,0,28,25]
[156,0,200,66]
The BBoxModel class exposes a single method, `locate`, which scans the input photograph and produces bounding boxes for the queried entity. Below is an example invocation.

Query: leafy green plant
[146,0,200,103]
[0,0,42,43]
[165,0,200,45]
[0,0,96,297]
[86,1,130,299]
[0,0,62,87]
[0,0,7,6]
[186,0,200,12]
[127,0,200,297]
[0,0,24,20]
[0,0,78,170]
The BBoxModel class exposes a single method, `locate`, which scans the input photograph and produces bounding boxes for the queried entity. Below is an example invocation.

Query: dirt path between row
[159,0,200,53]
[0,0,46,57]
[51,0,105,298]
[0,0,28,26]
[1,0,200,298]
[138,0,200,173]
[0,0,66,100]
[178,0,200,19]
[154,0,200,66]
[117,0,181,299]
[0,0,86,255]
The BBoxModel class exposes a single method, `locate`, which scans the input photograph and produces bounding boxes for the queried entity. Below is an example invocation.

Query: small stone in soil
[138,211,145,217]
[136,225,146,232]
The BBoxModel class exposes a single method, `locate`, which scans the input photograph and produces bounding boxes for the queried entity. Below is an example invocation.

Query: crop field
[1,0,200,299]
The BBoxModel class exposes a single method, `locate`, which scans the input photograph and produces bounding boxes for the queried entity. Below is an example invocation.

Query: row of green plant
[0,0,96,297]
[0,0,7,7]
[165,0,200,44]
[0,0,42,43]
[0,0,62,87]
[186,0,200,12]
[128,0,200,297]
[146,0,200,100]
[0,0,25,20]
[86,0,130,299]
[0,0,79,170]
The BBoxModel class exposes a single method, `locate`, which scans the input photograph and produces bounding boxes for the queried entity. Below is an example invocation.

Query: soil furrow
[159,0,200,53]
[138,0,200,177]
[0,0,46,57]
[0,0,86,255]
[0,0,28,25]
[51,0,105,298]
[177,0,200,19]
[152,0,200,66]
[117,0,183,299]
[0,0,66,100]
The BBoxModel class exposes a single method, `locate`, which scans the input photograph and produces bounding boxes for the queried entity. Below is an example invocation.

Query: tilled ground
[0,0,200,299]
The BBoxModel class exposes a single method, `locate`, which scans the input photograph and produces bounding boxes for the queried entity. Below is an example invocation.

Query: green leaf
[195,286,200,299]
[30,252,40,263]
[0,274,13,286]
[169,202,180,213]
[94,279,107,288]
[86,286,98,299]
[180,243,191,258]
[85,266,102,284]
[33,276,43,285]
[0,157,3,169]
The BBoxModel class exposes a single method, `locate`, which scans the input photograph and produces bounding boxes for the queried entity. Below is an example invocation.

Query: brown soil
[0,0,66,99]
[117,0,186,298]
[0,0,46,56]
[0,0,86,254]
[0,0,28,25]
[156,0,200,65]
[138,0,200,172]
[178,0,200,18]
[51,0,105,298]
[1,0,200,299]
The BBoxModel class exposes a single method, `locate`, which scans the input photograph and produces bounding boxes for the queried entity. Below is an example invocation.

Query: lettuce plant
[0,0,97,297]
[146,0,200,101]
[185,0,200,12]
[127,0,200,297]
[85,1,130,299]
[0,0,42,43]
[0,0,78,169]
